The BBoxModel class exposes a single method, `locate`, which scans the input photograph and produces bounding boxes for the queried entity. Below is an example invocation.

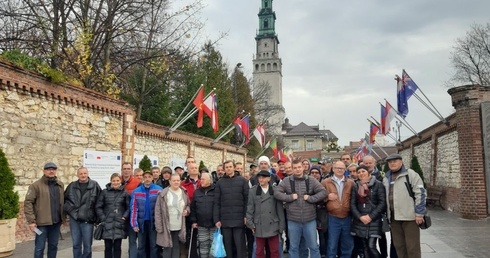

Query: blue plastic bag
[210,228,226,258]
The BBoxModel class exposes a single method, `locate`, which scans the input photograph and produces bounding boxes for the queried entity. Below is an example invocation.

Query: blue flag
[397,69,419,117]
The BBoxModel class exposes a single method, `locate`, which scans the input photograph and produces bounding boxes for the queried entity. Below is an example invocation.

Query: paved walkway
[10,208,490,257]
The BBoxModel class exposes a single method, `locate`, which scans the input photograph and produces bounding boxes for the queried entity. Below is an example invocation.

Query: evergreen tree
[383,163,389,173]
[199,160,206,171]
[139,155,152,172]
[0,148,20,219]
[410,155,426,187]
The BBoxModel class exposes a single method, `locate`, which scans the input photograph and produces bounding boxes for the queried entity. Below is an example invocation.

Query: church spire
[256,0,278,41]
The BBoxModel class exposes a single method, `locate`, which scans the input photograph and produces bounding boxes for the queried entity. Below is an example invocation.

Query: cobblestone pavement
[10,208,490,257]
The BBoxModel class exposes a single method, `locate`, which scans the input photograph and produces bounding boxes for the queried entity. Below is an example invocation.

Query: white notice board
[83,150,122,189]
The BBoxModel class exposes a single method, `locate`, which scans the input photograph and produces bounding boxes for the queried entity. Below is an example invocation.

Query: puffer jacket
[129,183,163,231]
[190,185,216,228]
[96,184,130,240]
[274,175,327,223]
[64,179,101,223]
[350,176,386,238]
[213,174,249,227]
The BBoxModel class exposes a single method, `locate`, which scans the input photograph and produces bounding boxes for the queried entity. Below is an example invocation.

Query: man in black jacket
[214,160,249,258]
[64,167,102,258]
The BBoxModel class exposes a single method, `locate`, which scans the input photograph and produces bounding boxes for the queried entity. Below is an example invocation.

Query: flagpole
[368,117,400,144]
[412,92,446,122]
[211,113,250,145]
[255,137,275,160]
[168,85,203,134]
[211,124,235,145]
[168,89,215,135]
[397,75,444,121]
[382,100,419,137]
[400,70,447,123]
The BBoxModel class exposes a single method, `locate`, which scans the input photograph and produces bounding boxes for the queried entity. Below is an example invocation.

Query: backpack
[289,175,310,195]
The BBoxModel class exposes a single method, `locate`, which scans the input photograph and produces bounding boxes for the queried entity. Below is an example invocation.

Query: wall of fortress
[0,61,247,241]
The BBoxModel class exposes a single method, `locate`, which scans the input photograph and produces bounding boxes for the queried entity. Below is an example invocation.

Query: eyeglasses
[333,167,345,170]
[310,171,320,174]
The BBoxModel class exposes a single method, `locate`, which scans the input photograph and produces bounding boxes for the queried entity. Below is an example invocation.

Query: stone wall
[399,114,462,214]
[0,61,247,241]
[413,139,433,185]
[436,130,460,188]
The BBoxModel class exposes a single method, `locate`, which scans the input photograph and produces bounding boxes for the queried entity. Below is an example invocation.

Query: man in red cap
[276,157,287,180]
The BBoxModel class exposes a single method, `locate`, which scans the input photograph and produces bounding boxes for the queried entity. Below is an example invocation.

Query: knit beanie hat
[258,156,271,167]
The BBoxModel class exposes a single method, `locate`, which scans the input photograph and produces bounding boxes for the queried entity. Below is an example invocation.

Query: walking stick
[188,227,194,258]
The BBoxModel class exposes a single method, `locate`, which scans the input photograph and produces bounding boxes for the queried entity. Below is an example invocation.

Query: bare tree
[252,80,284,131]
[449,22,490,87]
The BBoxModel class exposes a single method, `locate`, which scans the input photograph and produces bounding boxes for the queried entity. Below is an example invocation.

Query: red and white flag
[252,124,266,147]
[202,93,219,132]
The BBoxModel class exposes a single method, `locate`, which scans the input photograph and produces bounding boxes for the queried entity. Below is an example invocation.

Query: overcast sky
[196,0,490,146]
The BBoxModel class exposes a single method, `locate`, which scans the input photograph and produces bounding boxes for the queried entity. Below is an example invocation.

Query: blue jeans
[137,220,158,258]
[70,219,94,258]
[127,222,138,258]
[327,215,353,258]
[287,219,320,258]
[34,222,61,258]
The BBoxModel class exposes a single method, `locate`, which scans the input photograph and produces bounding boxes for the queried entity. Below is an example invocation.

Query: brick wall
[448,85,489,219]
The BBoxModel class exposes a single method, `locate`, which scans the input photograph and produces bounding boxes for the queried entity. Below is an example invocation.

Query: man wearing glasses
[24,162,65,258]
[322,161,355,258]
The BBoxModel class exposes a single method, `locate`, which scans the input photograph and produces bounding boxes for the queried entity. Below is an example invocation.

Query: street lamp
[234,63,243,102]
[395,121,402,142]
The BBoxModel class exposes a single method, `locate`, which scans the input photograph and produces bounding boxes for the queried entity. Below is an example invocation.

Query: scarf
[357,176,371,204]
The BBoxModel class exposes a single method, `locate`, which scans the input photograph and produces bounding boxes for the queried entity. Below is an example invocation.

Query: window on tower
[264,19,269,29]
[265,1,268,8]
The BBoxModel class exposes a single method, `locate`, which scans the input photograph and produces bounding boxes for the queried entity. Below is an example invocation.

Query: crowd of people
[23,153,426,258]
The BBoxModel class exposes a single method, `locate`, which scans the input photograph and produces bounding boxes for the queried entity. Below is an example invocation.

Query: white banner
[83,150,122,189]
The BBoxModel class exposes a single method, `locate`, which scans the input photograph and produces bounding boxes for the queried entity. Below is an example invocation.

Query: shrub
[0,148,20,219]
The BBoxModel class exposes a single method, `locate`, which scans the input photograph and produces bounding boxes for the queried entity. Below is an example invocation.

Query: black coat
[350,176,387,238]
[190,185,216,228]
[213,174,248,227]
[96,184,130,240]
[64,179,101,223]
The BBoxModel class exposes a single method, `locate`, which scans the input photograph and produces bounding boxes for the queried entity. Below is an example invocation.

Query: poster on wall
[171,157,186,171]
[133,154,159,169]
[83,150,122,188]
